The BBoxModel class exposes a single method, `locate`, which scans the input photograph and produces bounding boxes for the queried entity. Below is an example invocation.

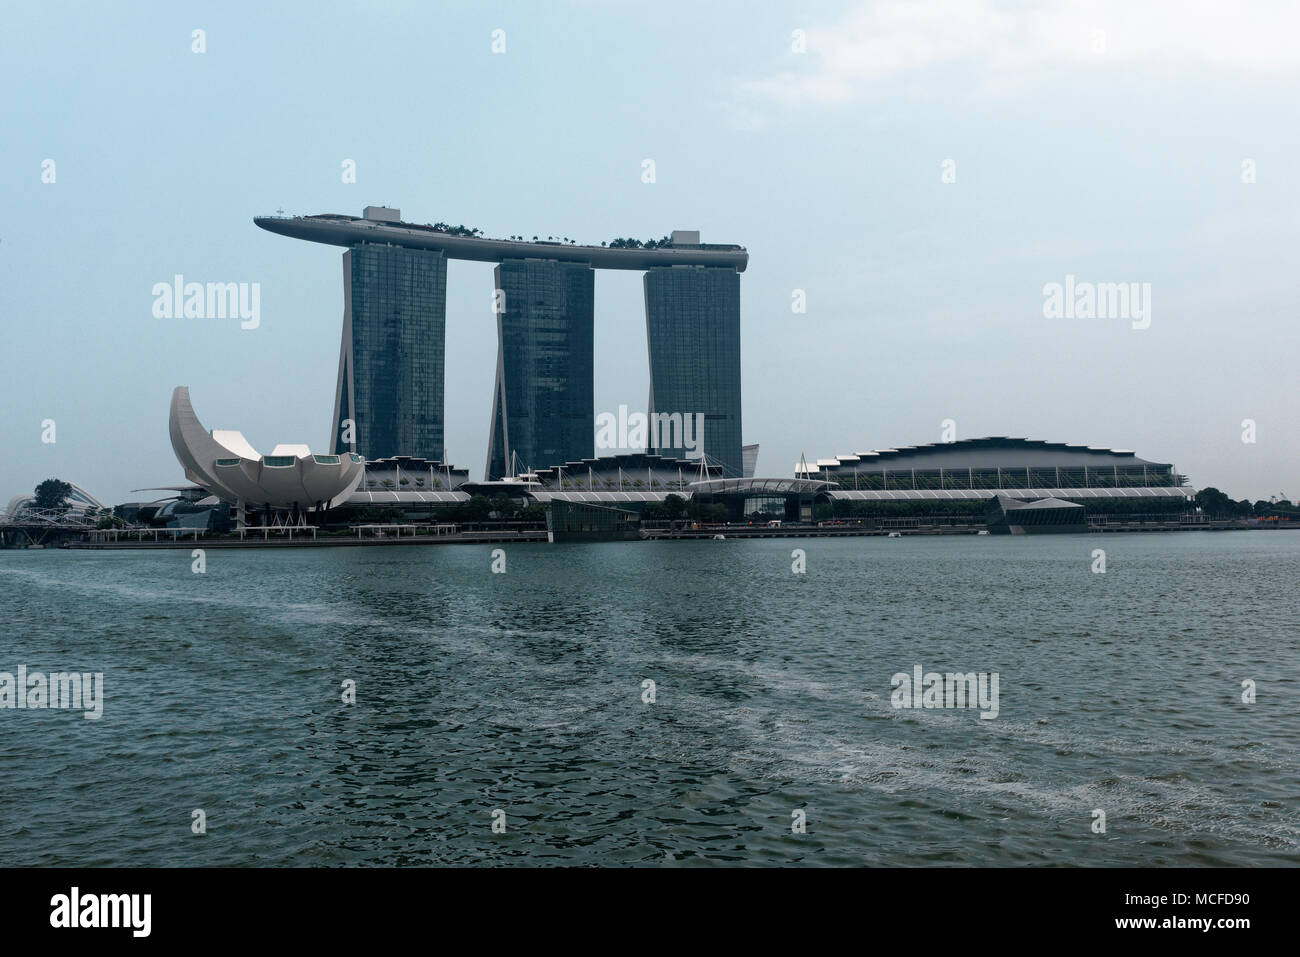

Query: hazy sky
[3,0,1297,505]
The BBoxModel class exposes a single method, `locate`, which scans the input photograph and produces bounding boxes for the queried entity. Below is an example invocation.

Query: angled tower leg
[486,334,509,481]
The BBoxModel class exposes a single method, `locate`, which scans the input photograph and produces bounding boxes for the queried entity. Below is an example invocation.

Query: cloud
[735,0,1300,110]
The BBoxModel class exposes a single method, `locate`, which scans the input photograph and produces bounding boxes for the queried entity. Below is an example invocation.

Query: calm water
[1,533,1297,866]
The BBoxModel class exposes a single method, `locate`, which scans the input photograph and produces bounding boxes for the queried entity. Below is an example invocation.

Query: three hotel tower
[255,208,747,478]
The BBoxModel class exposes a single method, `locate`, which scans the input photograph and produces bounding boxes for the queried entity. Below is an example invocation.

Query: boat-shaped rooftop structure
[254,208,748,272]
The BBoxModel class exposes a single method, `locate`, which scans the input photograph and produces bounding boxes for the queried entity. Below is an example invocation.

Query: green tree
[686,500,728,522]
[662,494,687,520]
[460,495,493,521]
[1195,487,1233,516]
[34,478,72,512]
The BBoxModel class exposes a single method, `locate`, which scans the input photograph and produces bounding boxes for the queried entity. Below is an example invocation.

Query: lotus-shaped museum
[168,386,364,511]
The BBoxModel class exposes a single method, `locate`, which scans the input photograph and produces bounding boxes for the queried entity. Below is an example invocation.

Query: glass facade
[486,259,595,479]
[332,244,447,461]
[644,265,743,478]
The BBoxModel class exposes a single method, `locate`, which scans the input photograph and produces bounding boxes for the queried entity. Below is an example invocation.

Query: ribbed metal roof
[528,490,673,504]
[827,487,1195,501]
[347,490,470,504]
[810,437,1170,471]
[690,477,839,494]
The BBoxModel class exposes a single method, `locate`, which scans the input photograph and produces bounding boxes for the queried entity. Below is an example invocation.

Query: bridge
[0,509,100,547]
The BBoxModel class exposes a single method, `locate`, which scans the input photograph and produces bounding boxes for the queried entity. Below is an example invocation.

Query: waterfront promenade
[42,517,1276,549]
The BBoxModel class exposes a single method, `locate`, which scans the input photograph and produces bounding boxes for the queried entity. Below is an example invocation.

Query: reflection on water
[1,533,1297,866]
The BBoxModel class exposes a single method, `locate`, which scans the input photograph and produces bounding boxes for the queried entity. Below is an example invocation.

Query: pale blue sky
[2,0,1297,504]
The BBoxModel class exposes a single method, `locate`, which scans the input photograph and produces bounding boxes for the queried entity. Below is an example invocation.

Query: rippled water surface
[1,533,1297,866]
